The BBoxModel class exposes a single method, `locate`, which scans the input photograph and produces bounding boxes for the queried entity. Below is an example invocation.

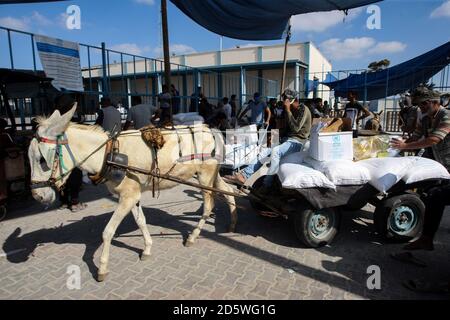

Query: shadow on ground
[4,191,449,300]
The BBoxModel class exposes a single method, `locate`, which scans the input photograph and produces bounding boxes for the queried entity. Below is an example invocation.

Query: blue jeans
[242,138,303,187]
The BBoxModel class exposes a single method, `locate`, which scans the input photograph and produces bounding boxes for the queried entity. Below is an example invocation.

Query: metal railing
[0,26,279,129]
[299,66,450,132]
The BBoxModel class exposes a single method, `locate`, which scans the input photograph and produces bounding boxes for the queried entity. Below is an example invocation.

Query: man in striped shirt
[391,86,450,260]
[391,87,450,171]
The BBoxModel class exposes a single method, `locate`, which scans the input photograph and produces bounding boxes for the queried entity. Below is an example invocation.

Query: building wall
[307,42,332,102]
[185,53,218,68]
[263,67,296,94]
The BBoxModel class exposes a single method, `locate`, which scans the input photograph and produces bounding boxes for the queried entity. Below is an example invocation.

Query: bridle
[30,133,77,191]
[30,129,118,191]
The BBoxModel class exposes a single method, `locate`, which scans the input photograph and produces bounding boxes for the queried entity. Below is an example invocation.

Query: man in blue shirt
[240,92,271,129]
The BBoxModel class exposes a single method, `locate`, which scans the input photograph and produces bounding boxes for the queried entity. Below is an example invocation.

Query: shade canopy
[323,41,450,100]
[0,0,66,4]
[170,0,381,40]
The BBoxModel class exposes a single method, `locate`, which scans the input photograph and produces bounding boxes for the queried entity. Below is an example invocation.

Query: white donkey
[28,105,237,281]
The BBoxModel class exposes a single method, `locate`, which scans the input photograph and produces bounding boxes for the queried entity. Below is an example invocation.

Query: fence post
[31,34,37,71]
[7,30,14,69]
[239,67,246,106]
[258,70,263,97]
[383,68,390,130]
[218,71,223,99]
[182,72,187,113]
[294,63,300,94]
[101,42,108,96]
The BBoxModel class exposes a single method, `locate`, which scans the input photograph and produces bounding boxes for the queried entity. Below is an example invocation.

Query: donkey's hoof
[140,253,151,261]
[97,272,109,282]
[228,226,236,233]
[184,239,195,247]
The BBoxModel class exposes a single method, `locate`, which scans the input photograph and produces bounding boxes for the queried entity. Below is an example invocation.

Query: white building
[83,41,332,111]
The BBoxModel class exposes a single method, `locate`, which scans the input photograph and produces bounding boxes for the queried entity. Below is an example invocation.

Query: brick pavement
[0,183,449,300]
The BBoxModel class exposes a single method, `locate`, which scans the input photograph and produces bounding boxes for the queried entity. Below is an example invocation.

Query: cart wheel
[374,193,424,241]
[293,206,340,248]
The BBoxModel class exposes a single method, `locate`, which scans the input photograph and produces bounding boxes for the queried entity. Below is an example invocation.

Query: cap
[411,86,441,104]
[282,89,299,103]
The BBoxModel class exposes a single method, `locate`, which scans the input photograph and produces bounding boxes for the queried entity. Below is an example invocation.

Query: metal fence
[301,66,450,132]
[2,26,449,133]
[0,26,279,129]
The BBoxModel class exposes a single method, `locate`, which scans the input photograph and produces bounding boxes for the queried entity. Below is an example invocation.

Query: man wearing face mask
[224,90,311,195]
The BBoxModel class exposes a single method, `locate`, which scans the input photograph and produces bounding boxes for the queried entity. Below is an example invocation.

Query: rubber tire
[374,193,425,242]
[293,206,340,248]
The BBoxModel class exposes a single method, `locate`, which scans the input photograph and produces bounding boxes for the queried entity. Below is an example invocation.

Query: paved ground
[0,182,449,300]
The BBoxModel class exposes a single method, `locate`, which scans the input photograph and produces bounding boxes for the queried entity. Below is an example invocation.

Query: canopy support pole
[161,0,172,122]
[280,20,291,98]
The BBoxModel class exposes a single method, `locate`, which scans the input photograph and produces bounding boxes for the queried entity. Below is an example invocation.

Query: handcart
[249,175,444,248]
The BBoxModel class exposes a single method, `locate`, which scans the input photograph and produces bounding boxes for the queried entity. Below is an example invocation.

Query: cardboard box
[309,131,354,161]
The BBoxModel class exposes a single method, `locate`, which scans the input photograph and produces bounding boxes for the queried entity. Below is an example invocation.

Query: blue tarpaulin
[0,0,66,4]
[170,0,381,40]
[323,41,450,100]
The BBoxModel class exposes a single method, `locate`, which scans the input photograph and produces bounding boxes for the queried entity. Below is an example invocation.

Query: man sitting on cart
[224,90,312,195]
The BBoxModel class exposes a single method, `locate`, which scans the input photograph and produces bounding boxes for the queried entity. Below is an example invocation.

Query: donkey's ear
[47,109,62,123]
[47,103,77,136]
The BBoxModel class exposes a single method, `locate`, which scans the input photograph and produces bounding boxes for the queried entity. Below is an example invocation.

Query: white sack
[305,157,371,186]
[403,157,450,184]
[278,152,336,190]
[358,157,417,193]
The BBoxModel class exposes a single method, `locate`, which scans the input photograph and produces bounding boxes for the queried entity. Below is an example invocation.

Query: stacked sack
[277,153,450,193]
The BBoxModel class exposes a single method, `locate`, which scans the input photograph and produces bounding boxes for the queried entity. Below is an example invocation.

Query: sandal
[390,252,427,268]
[403,279,450,294]
[223,173,246,186]
[70,202,88,212]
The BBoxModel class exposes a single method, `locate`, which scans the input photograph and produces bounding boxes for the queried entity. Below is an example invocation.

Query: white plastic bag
[403,157,450,184]
[358,157,417,193]
[278,152,336,190]
[305,157,371,186]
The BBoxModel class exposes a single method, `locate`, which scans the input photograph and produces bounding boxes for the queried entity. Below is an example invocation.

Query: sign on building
[35,35,84,92]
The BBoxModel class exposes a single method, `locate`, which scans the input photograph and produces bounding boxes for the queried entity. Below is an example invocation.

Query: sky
[0,0,449,72]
